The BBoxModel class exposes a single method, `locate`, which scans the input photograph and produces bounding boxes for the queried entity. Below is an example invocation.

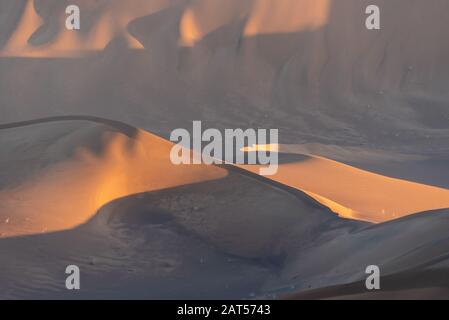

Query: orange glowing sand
[239,145,449,223]
[1,0,332,57]
[0,0,164,57]
[244,0,330,36]
[0,127,227,237]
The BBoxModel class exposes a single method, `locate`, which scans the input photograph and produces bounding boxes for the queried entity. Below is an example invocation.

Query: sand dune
[1,0,332,56]
[0,117,226,237]
[287,267,449,300]
[0,0,166,57]
[0,118,355,298]
[244,0,330,36]
[272,208,449,298]
[1,0,449,300]
[1,119,449,299]
[1,0,449,153]
[3,115,441,236]
[240,145,449,223]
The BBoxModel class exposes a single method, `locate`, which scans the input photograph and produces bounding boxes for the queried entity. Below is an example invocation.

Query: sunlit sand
[244,0,330,36]
[0,0,165,57]
[0,124,227,237]
[1,0,332,57]
[1,0,449,300]
[240,144,449,223]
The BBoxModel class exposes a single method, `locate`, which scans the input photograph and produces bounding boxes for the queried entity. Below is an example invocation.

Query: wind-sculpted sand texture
[239,144,449,223]
[0,117,228,237]
[0,0,448,152]
[1,0,449,299]
[0,118,448,299]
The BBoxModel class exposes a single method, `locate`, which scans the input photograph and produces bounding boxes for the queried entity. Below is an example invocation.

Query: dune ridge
[0,0,448,154]
[1,0,332,57]
[1,0,449,299]
[240,144,449,223]
[2,120,449,299]
[0,116,227,237]
[2,117,449,241]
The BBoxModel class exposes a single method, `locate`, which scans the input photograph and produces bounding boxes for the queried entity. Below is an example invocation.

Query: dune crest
[244,0,330,36]
[179,8,203,47]
[0,123,227,237]
[240,144,449,223]
[0,0,171,57]
[2,0,331,57]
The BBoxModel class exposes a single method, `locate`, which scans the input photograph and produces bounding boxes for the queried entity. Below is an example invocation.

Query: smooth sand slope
[1,0,331,57]
[0,0,448,156]
[1,0,449,299]
[0,117,226,237]
[0,118,357,299]
[240,145,449,223]
[1,119,449,299]
[280,208,449,299]
[287,267,449,300]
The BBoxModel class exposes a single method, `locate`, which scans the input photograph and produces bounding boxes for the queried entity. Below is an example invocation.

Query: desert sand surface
[1,0,449,299]
[1,118,449,299]
[0,117,227,237]
[239,145,449,223]
[0,118,357,298]
[287,267,449,300]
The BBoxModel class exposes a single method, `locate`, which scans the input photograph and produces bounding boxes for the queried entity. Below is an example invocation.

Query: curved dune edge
[0,0,154,57]
[1,0,331,57]
[2,117,449,238]
[0,118,228,237]
[239,145,449,223]
[301,189,357,220]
